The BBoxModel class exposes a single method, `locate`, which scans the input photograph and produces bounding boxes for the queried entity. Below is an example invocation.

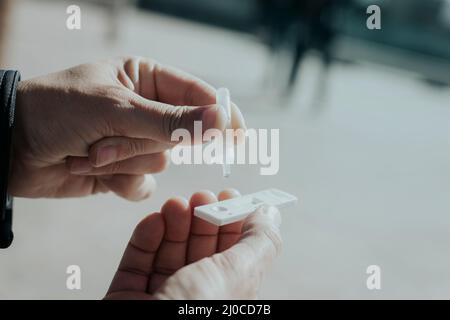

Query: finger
[213,206,282,299]
[120,57,142,94]
[134,58,217,106]
[128,99,227,143]
[225,205,282,270]
[148,62,247,130]
[107,212,165,295]
[217,189,244,252]
[91,176,110,194]
[148,197,191,293]
[99,174,156,201]
[113,58,246,141]
[68,152,169,176]
[187,191,219,263]
[88,137,172,167]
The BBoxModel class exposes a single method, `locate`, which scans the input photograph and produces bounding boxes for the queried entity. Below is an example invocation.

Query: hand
[105,189,282,299]
[10,57,245,200]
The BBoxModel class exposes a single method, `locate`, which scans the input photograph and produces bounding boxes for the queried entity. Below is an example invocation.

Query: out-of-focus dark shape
[336,0,450,89]
[138,0,340,97]
[345,0,450,59]
[138,0,450,94]
[1,1,449,90]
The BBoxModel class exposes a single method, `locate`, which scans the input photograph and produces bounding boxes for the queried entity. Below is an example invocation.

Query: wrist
[8,80,29,196]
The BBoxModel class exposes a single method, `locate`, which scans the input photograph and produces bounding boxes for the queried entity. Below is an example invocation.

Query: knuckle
[96,85,127,104]
[134,140,147,155]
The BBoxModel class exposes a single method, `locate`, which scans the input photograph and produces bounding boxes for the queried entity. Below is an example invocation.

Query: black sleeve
[0,70,20,249]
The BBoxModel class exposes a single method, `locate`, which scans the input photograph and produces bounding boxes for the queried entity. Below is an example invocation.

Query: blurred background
[1,0,450,299]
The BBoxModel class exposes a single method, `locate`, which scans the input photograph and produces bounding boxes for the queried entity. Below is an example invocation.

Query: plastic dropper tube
[216,88,232,177]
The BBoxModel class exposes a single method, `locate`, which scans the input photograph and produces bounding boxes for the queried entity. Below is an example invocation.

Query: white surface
[1,0,450,299]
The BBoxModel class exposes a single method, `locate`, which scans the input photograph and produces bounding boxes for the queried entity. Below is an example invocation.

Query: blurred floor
[1,0,450,299]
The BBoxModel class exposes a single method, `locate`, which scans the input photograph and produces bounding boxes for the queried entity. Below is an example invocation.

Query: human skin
[9,57,245,200]
[5,57,279,299]
[105,189,282,299]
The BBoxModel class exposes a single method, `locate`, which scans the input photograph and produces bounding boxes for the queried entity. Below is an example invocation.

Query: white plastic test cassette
[194,189,297,226]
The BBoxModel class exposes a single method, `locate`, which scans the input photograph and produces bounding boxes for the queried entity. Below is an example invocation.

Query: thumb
[229,205,282,268]
[125,96,228,143]
[153,206,282,300]
[213,206,282,298]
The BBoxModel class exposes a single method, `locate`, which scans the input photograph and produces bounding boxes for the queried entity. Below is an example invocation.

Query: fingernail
[201,105,226,131]
[70,160,92,174]
[96,146,118,167]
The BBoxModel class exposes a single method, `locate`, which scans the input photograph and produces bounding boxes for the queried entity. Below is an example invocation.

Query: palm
[105,189,243,299]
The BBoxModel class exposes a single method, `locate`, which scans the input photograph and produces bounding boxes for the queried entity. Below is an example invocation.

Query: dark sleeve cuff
[0,70,20,249]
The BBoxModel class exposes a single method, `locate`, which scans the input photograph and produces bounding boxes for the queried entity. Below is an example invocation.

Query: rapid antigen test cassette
[194,189,297,226]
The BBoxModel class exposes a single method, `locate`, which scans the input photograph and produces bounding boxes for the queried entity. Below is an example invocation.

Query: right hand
[105,189,282,299]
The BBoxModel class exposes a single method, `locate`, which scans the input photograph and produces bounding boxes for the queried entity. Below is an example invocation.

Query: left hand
[105,189,282,299]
